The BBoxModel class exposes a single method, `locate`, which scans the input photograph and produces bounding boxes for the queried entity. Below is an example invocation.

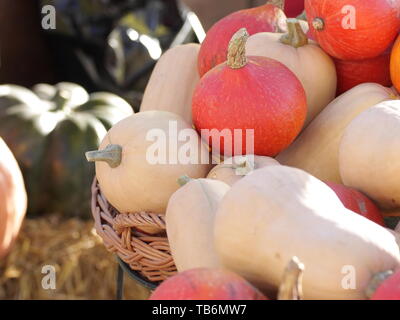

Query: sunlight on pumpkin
[139,35,162,60]
[36,111,65,135]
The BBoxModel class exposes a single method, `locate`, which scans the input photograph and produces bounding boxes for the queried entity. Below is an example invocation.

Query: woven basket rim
[91,177,177,284]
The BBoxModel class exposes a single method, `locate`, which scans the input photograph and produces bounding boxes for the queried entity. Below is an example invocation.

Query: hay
[0,214,151,300]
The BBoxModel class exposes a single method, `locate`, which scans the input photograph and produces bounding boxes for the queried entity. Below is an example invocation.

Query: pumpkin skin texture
[246,19,337,127]
[391,35,400,93]
[193,29,307,157]
[197,3,287,77]
[305,0,400,60]
[149,268,268,300]
[0,82,133,218]
[0,138,27,258]
[166,178,230,272]
[87,111,211,214]
[325,182,384,226]
[339,100,400,211]
[334,50,392,96]
[207,155,279,186]
[276,83,395,183]
[214,165,400,300]
[371,270,400,300]
[140,44,200,123]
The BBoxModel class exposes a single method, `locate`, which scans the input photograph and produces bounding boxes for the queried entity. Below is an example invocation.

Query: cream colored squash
[339,100,400,211]
[276,83,396,183]
[207,155,279,186]
[246,18,337,126]
[166,177,230,272]
[214,165,400,300]
[86,111,211,214]
[140,43,200,123]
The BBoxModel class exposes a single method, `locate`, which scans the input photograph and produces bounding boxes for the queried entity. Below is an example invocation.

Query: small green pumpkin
[0,82,133,218]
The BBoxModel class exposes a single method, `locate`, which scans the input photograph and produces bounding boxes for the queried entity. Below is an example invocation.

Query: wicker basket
[91,178,177,285]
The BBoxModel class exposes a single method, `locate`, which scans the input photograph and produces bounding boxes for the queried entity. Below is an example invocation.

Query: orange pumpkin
[0,137,27,258]
[390,35,400,93]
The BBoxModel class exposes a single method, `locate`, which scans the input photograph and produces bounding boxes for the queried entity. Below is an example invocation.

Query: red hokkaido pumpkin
[325,182,384,226]
[305,0,400,60]
[149,268,268,300]
[197,2,287,77]
[192,29,307,157]
[334,49,392,96]
[281,0,305,18]
[370,270,400,300]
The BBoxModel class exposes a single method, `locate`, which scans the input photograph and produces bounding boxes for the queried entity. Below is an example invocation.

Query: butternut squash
[246,18,337,126]
[207,155,279,186]
[276,83,396,183]
[140,44,200,123]
[339,100,400,211]
[86,111,211,214]
[166,177,230,272]
[214,165,400,300]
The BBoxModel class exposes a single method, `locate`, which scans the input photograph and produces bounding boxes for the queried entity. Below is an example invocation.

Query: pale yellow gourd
[246,18,337,126]
[140,44,200,123]
[166,177,230,272]
[207,155,279,186]
[86,111,211,214]
[277,83,396,183]
[339,100,400,211]
[214,165,400,300]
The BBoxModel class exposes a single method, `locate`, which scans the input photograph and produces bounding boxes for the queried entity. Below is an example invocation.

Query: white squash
[166,177,230,272]
[140,44,200,123]
[86,111,211,214]
[276,83,396,183]
[339,100,400,211]
[214,165,400,300]
[246,18,337,126]
[207,155,279,186]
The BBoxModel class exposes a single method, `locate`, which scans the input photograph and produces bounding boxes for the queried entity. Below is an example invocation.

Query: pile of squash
[87,0,400,300]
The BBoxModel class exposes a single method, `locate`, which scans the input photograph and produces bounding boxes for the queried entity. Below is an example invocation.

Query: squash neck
[86,144,122,168]
[280,18,308,48]
[227,28,249,69]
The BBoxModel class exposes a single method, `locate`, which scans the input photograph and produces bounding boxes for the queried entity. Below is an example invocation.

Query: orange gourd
[390,35,400,93]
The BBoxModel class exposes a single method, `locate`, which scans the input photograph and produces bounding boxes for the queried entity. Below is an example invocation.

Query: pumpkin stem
[235,158,255,176]
[227,28,249,69]
[277,256,305,300]
[85,144,122,168]
[312,17,325,31]
[280,19,308,48]
[177,175,192,187]
[52,89,71,111]
[268,0,284,10]
[365,270,394,299]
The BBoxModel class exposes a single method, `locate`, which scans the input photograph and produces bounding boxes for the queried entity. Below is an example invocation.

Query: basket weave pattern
[91,178,177,282]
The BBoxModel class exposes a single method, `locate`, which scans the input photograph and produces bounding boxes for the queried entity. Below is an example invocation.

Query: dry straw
[0,214,150,300]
